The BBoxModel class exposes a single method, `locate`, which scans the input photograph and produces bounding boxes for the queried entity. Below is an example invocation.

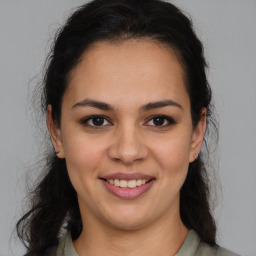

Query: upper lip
[100,172,155,181]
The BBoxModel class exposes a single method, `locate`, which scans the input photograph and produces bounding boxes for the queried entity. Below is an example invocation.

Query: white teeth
[107,179,150,188]
[128,180,136,188]
[136,179,142,186]
[119,180,128,188]
[114,179,120,186]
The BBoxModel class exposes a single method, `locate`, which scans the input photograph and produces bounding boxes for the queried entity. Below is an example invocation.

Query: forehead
[65,39,189,108]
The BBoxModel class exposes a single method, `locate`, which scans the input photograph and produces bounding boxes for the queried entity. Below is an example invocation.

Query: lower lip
[101,179,155,199]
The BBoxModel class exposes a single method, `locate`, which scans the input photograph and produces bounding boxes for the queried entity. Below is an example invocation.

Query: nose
[107,125,148,165]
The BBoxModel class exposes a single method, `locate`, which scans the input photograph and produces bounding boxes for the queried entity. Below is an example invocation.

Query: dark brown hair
[17,0,218,254]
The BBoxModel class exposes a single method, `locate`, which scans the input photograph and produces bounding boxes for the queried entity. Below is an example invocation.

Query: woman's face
[48,39,205,230]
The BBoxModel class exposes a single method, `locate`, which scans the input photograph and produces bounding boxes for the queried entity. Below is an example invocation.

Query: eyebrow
[140,99,182,112]
[72,98,183,112]
[72,98,114,111]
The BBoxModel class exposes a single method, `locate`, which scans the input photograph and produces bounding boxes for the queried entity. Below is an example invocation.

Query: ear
[189,108,207,163]
[46,105,65,158]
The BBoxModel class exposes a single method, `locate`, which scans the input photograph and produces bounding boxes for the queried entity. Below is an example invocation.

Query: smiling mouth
[100,178,155,189]
[100,174,156,199]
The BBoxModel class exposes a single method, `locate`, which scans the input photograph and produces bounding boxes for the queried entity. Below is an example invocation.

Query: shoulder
[176,230,240,256]
[177,229,240,256]
[197,240,240,256]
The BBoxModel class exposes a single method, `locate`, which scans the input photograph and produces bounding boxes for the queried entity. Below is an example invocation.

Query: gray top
[51,229,239,256]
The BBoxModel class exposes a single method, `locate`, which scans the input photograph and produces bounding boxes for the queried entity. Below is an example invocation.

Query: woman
[16,0,239,255]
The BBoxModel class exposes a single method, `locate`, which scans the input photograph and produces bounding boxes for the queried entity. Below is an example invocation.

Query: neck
[73,207,189,256]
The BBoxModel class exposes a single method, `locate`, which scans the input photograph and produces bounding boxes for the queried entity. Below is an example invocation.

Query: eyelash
[81,115,111,129]
[80,115,176,129]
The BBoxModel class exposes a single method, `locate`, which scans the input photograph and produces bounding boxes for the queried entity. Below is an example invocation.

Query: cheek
[62,129,107,183]
[152,133,192,173]
[62,134,108,206]
[151,132,192,195]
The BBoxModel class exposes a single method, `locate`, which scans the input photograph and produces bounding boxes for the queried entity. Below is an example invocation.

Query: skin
[47,39,206,256]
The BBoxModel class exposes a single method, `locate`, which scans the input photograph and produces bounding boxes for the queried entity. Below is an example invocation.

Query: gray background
[0,0,255,255]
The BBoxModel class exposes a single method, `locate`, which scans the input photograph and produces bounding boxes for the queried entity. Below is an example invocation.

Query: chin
[107,216,150,231]
[101,205,152,231]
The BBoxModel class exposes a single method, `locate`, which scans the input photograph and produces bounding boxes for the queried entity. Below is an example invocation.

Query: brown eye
[152,117,165,126]
[91,117,105,126]
[81,115,111,128]
[146,115,176,127]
